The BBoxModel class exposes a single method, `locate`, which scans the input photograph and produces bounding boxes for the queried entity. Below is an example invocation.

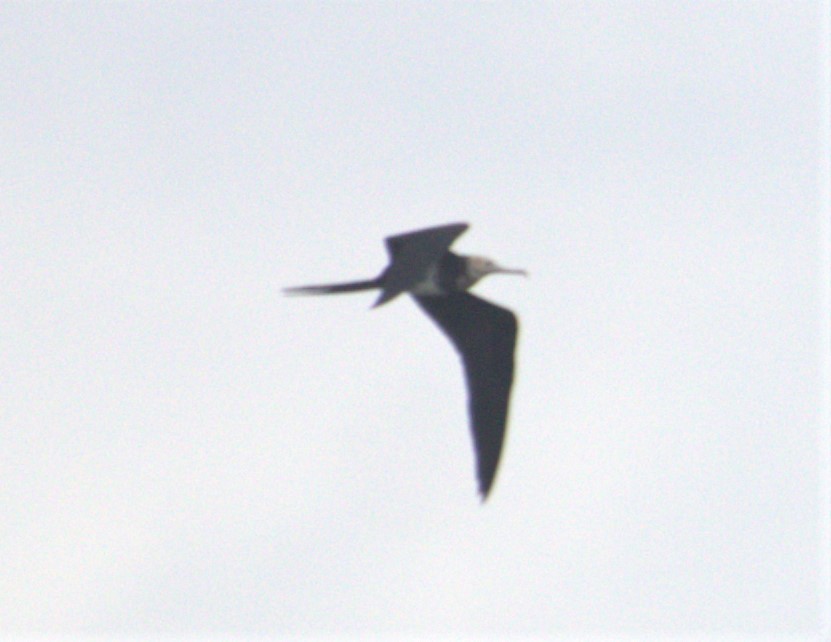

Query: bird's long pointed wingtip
[282,287,306,296]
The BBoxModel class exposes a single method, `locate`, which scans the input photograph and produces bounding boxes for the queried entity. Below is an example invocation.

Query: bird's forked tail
[283,277,381,297]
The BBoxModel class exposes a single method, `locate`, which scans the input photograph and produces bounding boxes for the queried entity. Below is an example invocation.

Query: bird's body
[285,223,525,499]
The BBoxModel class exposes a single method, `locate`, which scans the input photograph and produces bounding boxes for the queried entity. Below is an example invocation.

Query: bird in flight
[285,223,525,500]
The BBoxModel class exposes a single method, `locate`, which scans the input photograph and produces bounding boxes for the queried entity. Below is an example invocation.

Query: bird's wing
[414,292,518,499]
[384,222,468,259]
[374,223,469,306]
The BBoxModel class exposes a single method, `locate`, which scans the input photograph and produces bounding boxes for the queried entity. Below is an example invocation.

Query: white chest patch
[410,263,444,295]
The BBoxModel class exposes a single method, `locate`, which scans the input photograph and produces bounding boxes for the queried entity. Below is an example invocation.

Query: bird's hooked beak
[489,263,528,277]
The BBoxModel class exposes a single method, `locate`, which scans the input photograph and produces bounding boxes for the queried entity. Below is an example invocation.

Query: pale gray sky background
[1,2,829,639]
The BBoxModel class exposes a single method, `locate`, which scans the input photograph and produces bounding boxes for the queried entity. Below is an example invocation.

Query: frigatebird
[285,223,525,499]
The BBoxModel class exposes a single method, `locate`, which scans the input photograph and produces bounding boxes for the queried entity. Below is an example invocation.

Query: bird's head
[464,255,528,287]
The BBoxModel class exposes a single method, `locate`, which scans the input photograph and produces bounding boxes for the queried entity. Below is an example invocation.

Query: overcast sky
[2,2,829,639]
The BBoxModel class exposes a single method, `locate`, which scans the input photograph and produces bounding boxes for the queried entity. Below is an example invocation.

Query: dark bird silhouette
[285,223,525,499]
